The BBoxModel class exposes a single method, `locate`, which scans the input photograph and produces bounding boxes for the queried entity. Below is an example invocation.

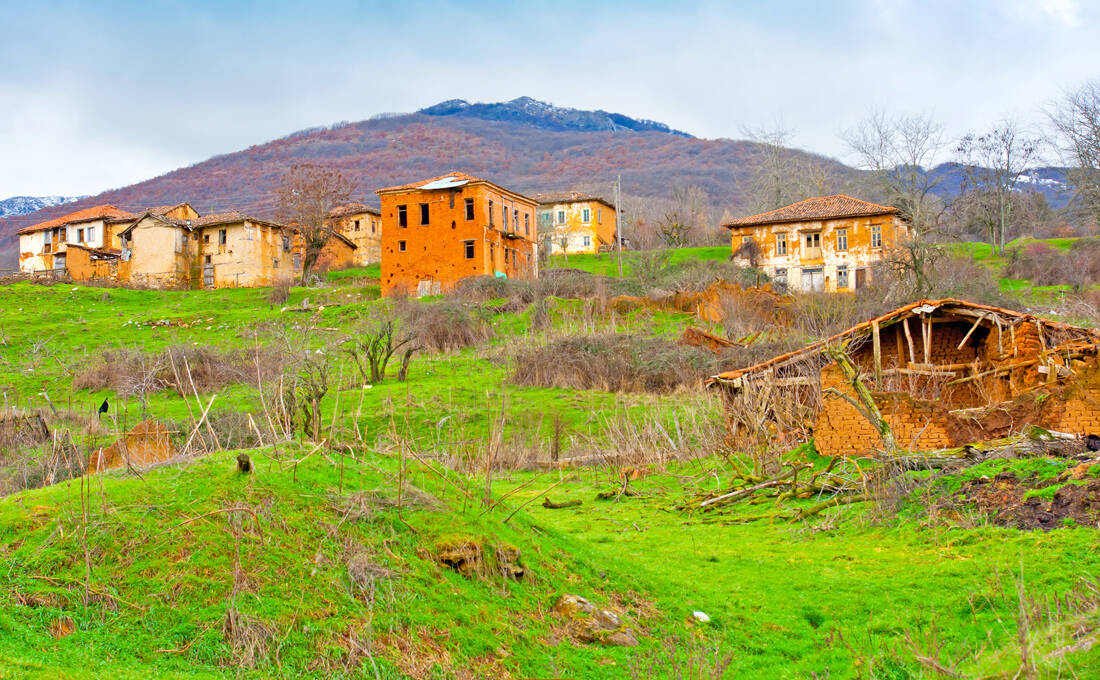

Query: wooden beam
[872,319,882,386]
[902,317,916,364]
[923,315,932,365]
[945,359,1038,386]
[957,313,987,350]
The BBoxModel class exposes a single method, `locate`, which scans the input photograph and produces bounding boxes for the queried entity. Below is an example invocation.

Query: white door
[801,268,824,292]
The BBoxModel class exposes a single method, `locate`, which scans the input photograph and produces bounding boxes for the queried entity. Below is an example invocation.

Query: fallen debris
[541,498,582,509]
[87,420,177,473]
[434,539,524,581]
[553,594,638,647]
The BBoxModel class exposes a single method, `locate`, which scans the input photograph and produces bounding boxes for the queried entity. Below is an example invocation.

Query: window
[397,205,408,227]
[774,267,788,285]
[557,210,565,224]
[804,232,820,249]
[204,254,212,264]
[583,235,591,247]
[489,200,494,225]
[464,240,475,259]
[449,191,455,209]
[203,233,210,244]
[282,236,291,252]
[836,228,848,251]
[776,233,787,255]
[43,230,51,253]
[597,209,602,224]
[871,224,883,248]
[582,208,591,223]
[502,205,508,230]
[77,228,85,242]
[293,253,302,270]
[353,219,360,232]
[87,227,95,242]
[218,229,227,245]
[837,265,849,289]
[371,219,377,234]
[398,240,406,252]
[465,198,474,220]
[513,208,518,231]
[419,203,430,225]
[273,257,280,269]
[524,213,529,235]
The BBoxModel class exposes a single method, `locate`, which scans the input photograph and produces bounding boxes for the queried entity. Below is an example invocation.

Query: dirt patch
[87,420,177,473]
[956,471,1100,529]
[432,539,524,581]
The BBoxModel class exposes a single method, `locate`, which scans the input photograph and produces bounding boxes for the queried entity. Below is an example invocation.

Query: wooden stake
[872,319,882,386]
[902,317,916,365]
[957,313,986,350]
[922,315,932,365]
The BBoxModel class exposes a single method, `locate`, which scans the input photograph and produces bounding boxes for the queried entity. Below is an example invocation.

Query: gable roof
[707,298,1100,388]
[327,202,381,218]
[17,205,134,235]
[533,191,617,210]
[722,195,898,229]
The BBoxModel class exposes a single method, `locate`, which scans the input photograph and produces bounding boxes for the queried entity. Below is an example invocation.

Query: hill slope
[0,98,847,256]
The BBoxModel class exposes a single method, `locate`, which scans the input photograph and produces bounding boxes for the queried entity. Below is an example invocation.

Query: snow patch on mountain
[0,195,84,219]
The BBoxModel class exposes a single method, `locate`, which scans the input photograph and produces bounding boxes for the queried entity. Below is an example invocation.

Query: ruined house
[723,195,911,292]
[534,191,617,255]
[18,202,355,288]
[708,299,1100,456]
[326,203,382,266]
[376,172,539,296]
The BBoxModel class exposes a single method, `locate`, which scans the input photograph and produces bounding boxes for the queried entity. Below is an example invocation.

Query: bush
[402,301,494,353]
[267,278,293,305]
[511,333,727,392]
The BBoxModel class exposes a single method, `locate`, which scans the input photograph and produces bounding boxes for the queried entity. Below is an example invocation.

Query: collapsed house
[708,299,1100,456]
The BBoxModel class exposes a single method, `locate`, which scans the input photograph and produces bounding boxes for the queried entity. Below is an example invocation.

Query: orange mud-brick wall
[376,174,538,297]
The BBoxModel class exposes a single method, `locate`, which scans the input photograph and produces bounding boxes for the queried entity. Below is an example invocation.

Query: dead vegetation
[73,345,287,397]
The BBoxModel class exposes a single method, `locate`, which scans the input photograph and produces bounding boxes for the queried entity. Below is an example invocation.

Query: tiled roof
[327,202,380,218]
[189,212,252,227]
[722,195,898,228]
[707,298,1100,385]
[533,191,616,209]
[17,205,134,235]
[377,171,485,193]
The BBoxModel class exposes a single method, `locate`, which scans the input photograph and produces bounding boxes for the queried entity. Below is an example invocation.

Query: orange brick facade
[376,174,538,296]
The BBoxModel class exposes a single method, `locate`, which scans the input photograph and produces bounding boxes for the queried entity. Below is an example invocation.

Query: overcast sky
[2,0,1097,197]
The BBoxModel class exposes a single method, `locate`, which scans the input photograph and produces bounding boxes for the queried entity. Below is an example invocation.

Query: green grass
[546,246,731,276]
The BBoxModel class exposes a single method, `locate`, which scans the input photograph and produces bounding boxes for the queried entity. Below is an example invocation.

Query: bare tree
[1048,80,1100,226]
[843,111,947,234]
[955,121,1043,254]
[274,163,352,284]
[743,122,837,213]
[656,185,709,247]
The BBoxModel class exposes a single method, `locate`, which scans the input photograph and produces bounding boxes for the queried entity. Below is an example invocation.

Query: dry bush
[1005,238,1100,287]
[452,276,537,304]
[511,333,726,393]
[267,278,293,305]
[222,609,275,668]
[402,301,494,353]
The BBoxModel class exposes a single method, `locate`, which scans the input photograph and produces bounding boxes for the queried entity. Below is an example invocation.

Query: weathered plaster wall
[328,211,381,266]
[538,200,616,255]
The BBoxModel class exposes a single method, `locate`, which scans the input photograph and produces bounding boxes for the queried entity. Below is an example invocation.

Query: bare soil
[957,470,1100,530]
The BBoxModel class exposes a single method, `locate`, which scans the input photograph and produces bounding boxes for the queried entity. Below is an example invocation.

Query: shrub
[511,333,727,392]
[267,278,293,305]
[402,301,494,353]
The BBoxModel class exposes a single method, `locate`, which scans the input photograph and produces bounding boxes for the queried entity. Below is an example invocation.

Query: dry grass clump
[402,301,494,353]
[267,278,293,305]
[511,333,726,393]
[221,609,275,668]
[72,344,287,397]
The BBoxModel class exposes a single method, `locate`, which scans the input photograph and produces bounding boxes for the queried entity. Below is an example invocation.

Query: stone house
[723,195,911,293]
[708,299,1100,456]
[17,204,152,273]
[326,203,382,266]
[534,192,617,255]
[376,172,539,296]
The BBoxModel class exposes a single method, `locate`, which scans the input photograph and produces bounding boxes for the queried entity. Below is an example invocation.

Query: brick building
[708,299,1100,456]
[723,195,911,292]
[534,191,617,255]
[376,172,538,296]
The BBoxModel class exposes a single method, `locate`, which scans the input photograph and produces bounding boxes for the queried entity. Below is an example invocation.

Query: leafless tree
[843,111,948,234]
[742,122,837,213]
[274,163,352,284]
[955,121,1044,254]
[656,185,710,247]
[1048,80,1100,226]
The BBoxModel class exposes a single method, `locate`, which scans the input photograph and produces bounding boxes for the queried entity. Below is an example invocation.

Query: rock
[553,594,638,647]
[692,610,711,623]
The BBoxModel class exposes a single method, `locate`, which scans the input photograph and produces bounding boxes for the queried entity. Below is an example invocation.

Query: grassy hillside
[3,257,1100,678]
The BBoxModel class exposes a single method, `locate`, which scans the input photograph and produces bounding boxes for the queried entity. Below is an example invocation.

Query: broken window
[774,267,788,286]
[203,233,210,244]
[502,205,508,230]
[353,219,360,232]
[582,208,591,223]
[420,203,430,225]
[293,253,301,270]
[218,229,227,245]
[282,236,291,252]
[398,240,406,252]
[273,257,280,268]
[557,210,565,224]
[836,228,848,251]
[371,220,377,234]
[524,213,529,235]
[871,224,883,248]
[449,191,455,209]
[465,198,474,220]
[489,200,494,225]
[837,265,849,289]
[42,231,51,253]
[398,205,408,228]
[776,233,787,255]
[464,240,475,259]
[804,232,820,249]
[513,208,519,231]
[204,254,212,264]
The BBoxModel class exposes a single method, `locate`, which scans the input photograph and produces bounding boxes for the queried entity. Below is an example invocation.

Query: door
[203,263,214,288]
[855,267,868,289]
[801,267,824,292]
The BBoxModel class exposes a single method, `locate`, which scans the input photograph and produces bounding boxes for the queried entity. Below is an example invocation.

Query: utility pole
[615,175,624,278]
